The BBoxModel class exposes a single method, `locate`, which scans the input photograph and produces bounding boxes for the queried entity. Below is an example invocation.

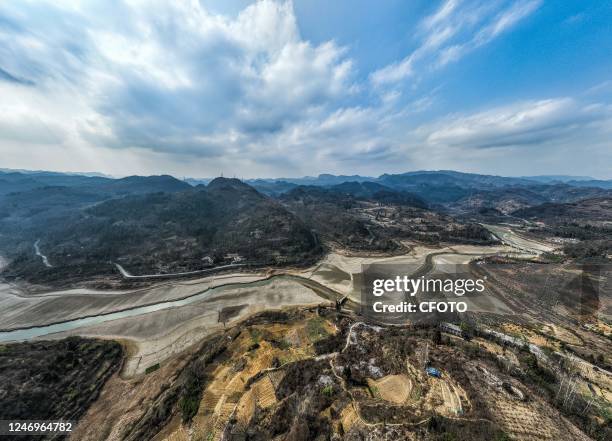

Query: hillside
[243,171,612,208]
[1,170,609,285]
[513,197,612,261]
[513,197,612,222]
[1,178,321,285]
[0,170,190,197]
[0,337,123,439]
[280,185,494,252]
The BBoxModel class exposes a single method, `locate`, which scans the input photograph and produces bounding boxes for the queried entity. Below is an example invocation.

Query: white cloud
[438,0,541,67]
[0,0,363,176]
[423,98,611,149]
[0,0,609,179]
[371,0,542,86]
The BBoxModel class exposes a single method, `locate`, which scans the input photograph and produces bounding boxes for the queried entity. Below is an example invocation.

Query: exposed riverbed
[0,234,554,376]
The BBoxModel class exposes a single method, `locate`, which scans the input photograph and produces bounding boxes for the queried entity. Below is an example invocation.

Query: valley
[0,169,610,440]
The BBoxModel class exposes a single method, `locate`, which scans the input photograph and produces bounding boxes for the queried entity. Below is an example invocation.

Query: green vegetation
[519,352,557,393]
[277,338,291,350]
[541,252,565,263]
[306,317,329,342]
[280,185,495,253]
[179,364,205,423]
[0,177,322,285]
[145,363,160,374]
[250,328,263,345]
[564,239,612,261]
[321,385,334,396]
[0,337,123,424]
[368,384,380,398]
[427,415,512,441]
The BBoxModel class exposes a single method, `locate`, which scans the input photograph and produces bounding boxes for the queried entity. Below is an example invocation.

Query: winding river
[0,274,339,343]
[0,229,551,345]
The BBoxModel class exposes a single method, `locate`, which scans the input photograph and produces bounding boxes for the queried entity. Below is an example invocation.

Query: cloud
[0,0,361,173]
[0,0,609,179]
[438,0,541,67]
[370,0,542,86]
[0,67,35,86]
[423,98,611,149]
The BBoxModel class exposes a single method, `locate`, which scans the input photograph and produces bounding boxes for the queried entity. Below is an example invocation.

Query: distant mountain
[449,188,548,215]
[3,168,610,224]
[0,186,107,222]
[0,170,190,197]
[520,184,612,203]
[322,171,612,205]
[246,180,298,196]
[0,178,321,285]
[184,177,211,186]
[521,175,595,183]
[0,171,105,196]
[279,184,493,251]
[512,197,612,261]
[372,171,540,204]
[248,173,375,187]
[512,197,612,222]
[328,181,427,208]
[4,168,611,286]
[379,170,534,188]
[279,182,426,209]
[102,175,191,194]
[0,168,112,178]
[255,170,535,193]
[330,181,389,197]
[0,174,194,250]
[279,185,399,252]
[449,184,611,215]
[249,171,535,202]
[267,170,612,195]
[564,179,612,189]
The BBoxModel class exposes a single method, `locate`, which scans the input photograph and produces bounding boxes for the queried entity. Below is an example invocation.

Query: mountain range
[0,168,610,286]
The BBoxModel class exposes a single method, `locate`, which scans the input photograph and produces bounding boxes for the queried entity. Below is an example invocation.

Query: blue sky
[0,0,611,178]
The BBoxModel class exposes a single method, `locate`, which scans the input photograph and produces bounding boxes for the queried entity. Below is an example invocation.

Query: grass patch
[278,354,296,365]
[542,252,565,263]
[179,364,206,423]
[306,317,329,343]
[321,385,334,396]
[277,339,291,350]
[250,328,262,345]
[145,363,160,374]
[368,384,380,398]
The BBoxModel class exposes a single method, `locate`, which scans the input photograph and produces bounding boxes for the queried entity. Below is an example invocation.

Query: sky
[0,0,611,179]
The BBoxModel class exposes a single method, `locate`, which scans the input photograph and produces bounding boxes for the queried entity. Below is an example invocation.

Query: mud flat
[0,241,542,376]
[26,277,326,377]
[0,272,272,330]
[309,244,514,303]
[0,245,493,332]
[0,242,520,332]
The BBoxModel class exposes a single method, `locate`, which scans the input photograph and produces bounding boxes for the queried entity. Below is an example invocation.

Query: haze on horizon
[0,0,611,179]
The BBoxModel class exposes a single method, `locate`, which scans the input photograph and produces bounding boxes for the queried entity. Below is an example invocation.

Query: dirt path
[34,239,52,268]
[483,224,556,254]
[115,262,247,279]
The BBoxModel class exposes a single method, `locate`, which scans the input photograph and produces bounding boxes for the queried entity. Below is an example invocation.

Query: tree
[432,328,442,345]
